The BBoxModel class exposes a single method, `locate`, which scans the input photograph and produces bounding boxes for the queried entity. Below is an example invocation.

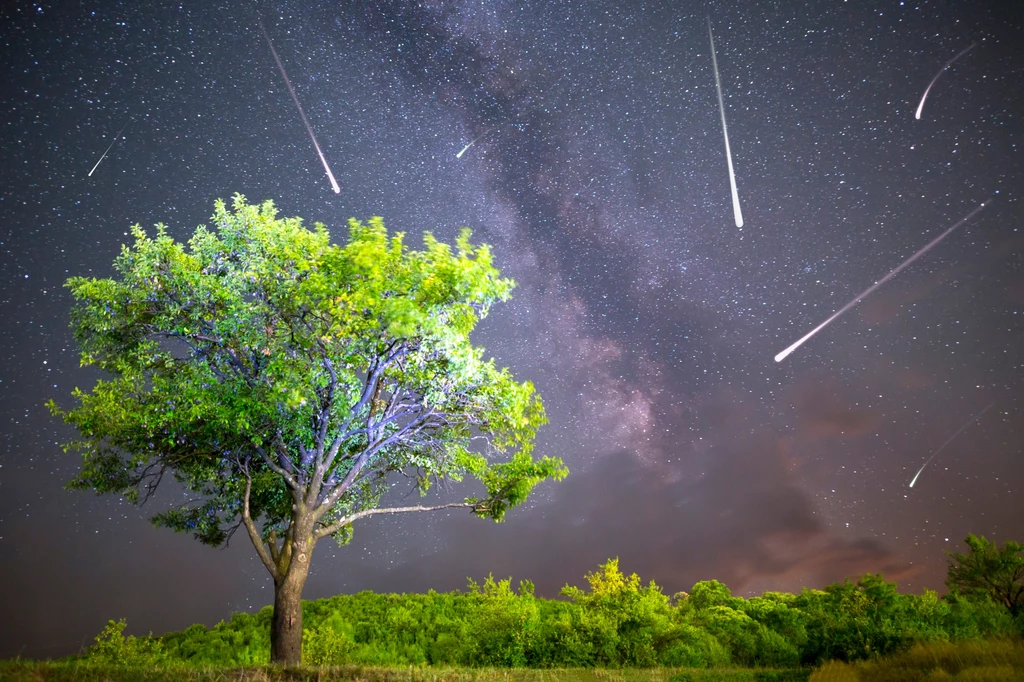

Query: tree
[687,580,736,612]
[561,559,673,666]
[946,533,1024,616]
[49,195,567,665]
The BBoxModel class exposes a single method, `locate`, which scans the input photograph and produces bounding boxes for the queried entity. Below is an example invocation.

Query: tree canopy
[49,195,567,663]
[946,534,1024,616]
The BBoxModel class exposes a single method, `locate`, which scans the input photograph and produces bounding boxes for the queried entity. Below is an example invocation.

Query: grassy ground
[808,639,1024,681]
[0,662,810,682]
[9,641,1024,682]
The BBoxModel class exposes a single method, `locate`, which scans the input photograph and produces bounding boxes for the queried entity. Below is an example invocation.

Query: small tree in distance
[946,533,1024,617]
[49,195,567,665]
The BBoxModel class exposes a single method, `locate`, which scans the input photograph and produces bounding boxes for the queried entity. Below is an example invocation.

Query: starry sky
[1,0,1022,659]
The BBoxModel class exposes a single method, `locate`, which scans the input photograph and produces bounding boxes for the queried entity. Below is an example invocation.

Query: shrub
[658,622,732,668]
[302,625,355,665]
[87,619,166,666]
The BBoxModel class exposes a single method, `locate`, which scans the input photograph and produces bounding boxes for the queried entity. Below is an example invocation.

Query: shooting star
[456,130,491,159]
[909,403,993,488]
[915,43,977,120]
[708,16,744,228]
[258,19,340,194]
[775,199,992,363]
[88,118,131,177]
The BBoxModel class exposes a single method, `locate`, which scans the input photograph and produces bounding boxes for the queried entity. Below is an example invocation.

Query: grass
[808,639,1024,681]
[0,662,810,682]
[8,640,1024,682]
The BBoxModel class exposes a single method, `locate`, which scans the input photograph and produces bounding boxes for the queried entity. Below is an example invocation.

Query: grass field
[807,639,1024,681]
[0,662,810,682]
[5,640,1024,682]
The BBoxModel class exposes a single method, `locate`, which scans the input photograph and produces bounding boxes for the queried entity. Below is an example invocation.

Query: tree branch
[306,354,338,507]
[241,473,282,582]
[314,501,475,540]
[312,408,436,522]
[267,528,280,565]
[272,432,302,484]
[255,444,300,493]
[334,342,409,439]
[314,354,337,457]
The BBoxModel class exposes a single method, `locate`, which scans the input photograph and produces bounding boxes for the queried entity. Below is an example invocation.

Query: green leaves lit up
[49,195,565,664]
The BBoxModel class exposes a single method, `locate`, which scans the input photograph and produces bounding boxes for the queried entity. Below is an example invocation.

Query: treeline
[83,559,1022,669]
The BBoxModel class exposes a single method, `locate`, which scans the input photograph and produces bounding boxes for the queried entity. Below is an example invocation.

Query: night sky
[1,0,1022,659]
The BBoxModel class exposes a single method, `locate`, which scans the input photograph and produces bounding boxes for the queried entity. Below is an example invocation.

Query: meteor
[708,16,744,228]
[909,403,993,488]
[915,43,976,120]
[775,199,992,363]
[258,19,341,194]
[456,130,491,159]
[88,117,131,177]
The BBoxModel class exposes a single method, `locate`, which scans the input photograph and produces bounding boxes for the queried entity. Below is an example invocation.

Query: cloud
[858,270,957,326]
[787,376,883,441]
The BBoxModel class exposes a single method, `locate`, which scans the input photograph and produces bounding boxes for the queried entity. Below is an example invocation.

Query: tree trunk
[270,559,311,665]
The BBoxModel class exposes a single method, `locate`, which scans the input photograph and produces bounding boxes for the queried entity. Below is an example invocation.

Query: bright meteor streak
[775,199,992,363]
[456,130,490,159]
[456,140,477,159]
[258,20,340,194]
[915,43,976,120]
[88,118,131,177]
[909,403,993,488]
[708,16,743,228]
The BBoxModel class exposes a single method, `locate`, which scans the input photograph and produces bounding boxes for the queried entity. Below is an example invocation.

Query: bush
[464,576,539,666]
[658,623,732,668]
[81,559,1024,671]
[86,619,166,666]
[302,625,355,665]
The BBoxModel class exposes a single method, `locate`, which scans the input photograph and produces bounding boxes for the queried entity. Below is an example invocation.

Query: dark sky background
[1,0,1022,659]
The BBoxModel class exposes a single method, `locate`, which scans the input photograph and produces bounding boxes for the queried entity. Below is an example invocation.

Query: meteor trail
[456,130,490,159]
[708,16,744,228]
[88,118,131,177]
[456,124,525,159]
[258,19,340,194]
[775,199,992,363]
[909,403,993,488]
[915,43,976,120]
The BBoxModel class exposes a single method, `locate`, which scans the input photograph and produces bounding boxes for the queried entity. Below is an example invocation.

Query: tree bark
[270,542,313,665]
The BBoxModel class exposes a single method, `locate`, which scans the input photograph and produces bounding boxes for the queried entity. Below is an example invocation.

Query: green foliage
[49,194,565,559]
[465,576,540,666]
[658,622,733,668]
[560,559,674,666]
[810,639,1024,681]
[158,610,271,665]
[793,573,1019,666]
[71,555,1024,671]
[742,593,808,656]
[947,534,1024,617]
[689,581,739,612]
[0,661,813,682]
[672,672,811,682]
[302,625,355,665]
[87,619,167,667]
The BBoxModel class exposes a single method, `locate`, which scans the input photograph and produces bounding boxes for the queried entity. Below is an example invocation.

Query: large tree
[946,533,1024,616]
[49,195,567,665]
